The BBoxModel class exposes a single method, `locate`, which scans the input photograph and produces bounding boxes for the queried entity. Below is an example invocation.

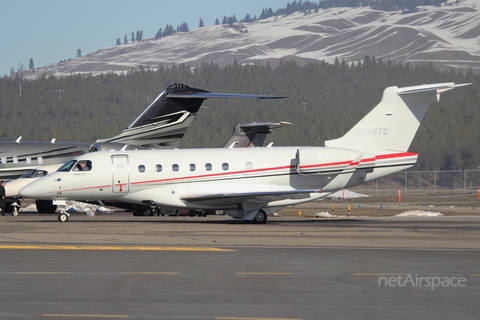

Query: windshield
[19,169,37,178]
[57,160,77,172]
[19,169,49,178]
[57,159,92,172]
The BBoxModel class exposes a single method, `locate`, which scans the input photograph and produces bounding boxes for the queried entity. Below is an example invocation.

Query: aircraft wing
[166,92,286,99]
[180,189,321,207]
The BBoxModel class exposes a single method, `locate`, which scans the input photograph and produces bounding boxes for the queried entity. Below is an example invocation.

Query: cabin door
[111,155,130,193]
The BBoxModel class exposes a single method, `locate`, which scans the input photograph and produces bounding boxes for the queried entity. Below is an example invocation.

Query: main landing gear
[252,210,267,224]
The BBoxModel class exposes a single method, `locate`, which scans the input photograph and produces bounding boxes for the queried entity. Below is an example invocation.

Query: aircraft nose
[19,180,43,198]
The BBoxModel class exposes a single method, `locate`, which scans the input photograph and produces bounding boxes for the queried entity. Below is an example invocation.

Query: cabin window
[13,156,18,164]
[245,162,253,169]
[26,157,31,164]
[189,164,196,171]
[1,157,5,164]
[172,164,179,172]
[38,156,43,165]
[138,165,146,173]
[155,164,162,172]
[222,163,229,170]
[205,163,212,171]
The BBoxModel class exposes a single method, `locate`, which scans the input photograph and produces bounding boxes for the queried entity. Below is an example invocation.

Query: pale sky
[0,0,288,76]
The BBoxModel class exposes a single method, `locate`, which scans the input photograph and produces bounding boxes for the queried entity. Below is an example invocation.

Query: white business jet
[20,82,469,223]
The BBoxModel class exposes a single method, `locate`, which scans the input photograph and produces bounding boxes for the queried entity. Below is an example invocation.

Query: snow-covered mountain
[25,0,480,78]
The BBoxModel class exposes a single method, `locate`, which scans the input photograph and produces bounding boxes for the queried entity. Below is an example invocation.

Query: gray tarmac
[0,211,479,319]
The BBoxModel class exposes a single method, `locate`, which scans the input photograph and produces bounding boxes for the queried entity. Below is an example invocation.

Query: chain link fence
[354,170,480,196]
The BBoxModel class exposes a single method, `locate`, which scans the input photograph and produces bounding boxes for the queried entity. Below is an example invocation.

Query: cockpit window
[19,169,49,178]
[35,170,47,177]
[58,160,92,172]
[19,169,37,178]
[73,160,92,171]
[58,160,77,172]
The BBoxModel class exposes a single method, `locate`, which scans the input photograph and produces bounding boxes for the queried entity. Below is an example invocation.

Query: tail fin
[325,82,470,153]
[96,83,285,149]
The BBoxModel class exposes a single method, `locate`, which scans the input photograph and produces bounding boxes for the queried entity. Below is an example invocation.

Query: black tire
[58,212,68,222]
[36,200,57,213]
[133,206,156,216]
[252,210,267,224]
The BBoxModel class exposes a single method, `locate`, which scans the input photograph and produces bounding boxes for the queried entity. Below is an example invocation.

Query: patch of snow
[327,189,369,199]
[395,210,444,217]
[313,211,362,218]
[314,212,339,218]
[19,201,114,213]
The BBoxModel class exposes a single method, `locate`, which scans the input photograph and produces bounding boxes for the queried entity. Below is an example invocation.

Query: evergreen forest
[0,57,478,171]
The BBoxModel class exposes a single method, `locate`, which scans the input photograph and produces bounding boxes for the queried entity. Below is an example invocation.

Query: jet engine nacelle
[295,147,364,176]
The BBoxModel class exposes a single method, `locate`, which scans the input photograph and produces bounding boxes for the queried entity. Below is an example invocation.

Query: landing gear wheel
[11,200,21,216]
[252,210,267,224]
[58,212,69,222]
[133,206,157,216]
[3,201,21,216]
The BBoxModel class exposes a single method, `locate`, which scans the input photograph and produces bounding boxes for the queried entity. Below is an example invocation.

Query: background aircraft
[2,83,285,213]
[20,82,469,223]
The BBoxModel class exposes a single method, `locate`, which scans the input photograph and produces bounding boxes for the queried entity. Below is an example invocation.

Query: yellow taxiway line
[217,318,302,320]
[0,244,235,252]
[43,314,128,318]
[235,272,292,275]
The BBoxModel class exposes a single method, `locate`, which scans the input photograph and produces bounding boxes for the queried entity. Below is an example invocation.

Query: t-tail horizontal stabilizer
[325,82,471,154]
[223,121,291,148]
[96,83,286,149]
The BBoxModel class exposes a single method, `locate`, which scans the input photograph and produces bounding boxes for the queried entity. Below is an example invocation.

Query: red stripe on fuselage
[46,151,419,195]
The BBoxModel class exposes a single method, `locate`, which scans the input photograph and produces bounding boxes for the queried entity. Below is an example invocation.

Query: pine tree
[155,28,163,39]
[76,49,82,57]
[199,18,204,28]
[29,58,34,70]
[242,14,252,22]
[116,38,121,45]
[123,34,128,44]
